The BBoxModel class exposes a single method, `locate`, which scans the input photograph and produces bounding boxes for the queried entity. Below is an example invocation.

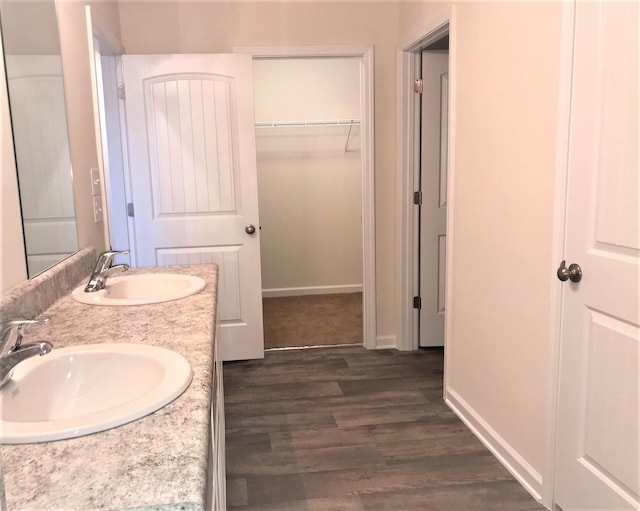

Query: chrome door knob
[245,224,256,235]
[557,260,582,283]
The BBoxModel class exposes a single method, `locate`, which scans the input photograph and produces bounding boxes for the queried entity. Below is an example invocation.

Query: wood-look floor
[224,346,545,510]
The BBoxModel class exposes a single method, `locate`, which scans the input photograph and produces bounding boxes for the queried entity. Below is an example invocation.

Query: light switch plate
[90,168,101,196]
[93,195,103,223]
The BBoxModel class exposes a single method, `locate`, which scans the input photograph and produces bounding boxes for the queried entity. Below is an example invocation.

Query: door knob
[245,224,256,235]
[557,260,582,283]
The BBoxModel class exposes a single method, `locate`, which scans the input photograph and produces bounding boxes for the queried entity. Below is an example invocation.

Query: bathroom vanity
[0,249,225,510]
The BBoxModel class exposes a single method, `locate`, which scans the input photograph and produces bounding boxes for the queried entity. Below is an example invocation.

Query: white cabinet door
[122,54,264,361]
[555,2,639,509]
[419,50,448,347]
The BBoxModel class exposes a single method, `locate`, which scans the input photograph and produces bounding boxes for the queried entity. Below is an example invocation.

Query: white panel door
[122,54,263,361]
[555,2,639,509]
[419,51,448,347]
[5,55,78,275]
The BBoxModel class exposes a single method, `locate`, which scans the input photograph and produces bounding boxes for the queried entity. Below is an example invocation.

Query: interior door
[122,54,264,361]
[5,55,78,275]
[554,2,639,509]
[419,50,448,347]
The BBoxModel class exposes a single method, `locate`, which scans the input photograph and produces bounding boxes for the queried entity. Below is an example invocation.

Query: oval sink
[0,343,192,444]
[71,273,206,306]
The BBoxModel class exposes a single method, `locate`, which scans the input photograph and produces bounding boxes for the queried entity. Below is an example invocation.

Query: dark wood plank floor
[224,346,545,510]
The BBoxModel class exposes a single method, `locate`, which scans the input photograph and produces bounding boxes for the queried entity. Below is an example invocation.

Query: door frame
[85,6,134,261]
[397,6,456,357]
[234,45,377,350]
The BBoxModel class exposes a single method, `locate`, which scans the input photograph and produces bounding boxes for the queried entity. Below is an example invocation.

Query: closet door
[554,2,638,509]
[122,54,264,361]
[419,50,448,347]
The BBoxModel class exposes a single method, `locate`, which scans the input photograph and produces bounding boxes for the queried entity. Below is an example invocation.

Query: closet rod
[255,119,360,128]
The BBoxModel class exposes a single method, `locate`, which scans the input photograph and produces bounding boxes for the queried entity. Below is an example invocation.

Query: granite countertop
[1,264,218,510]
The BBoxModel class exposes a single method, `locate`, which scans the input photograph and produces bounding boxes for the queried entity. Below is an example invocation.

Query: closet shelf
[255,119,360,153]
[255,119,360,129]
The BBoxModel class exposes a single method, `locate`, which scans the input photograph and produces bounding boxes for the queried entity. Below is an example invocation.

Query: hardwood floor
[224,346,545,510]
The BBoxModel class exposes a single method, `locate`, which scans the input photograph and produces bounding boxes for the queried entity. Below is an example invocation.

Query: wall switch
[90,168,101,196]
[93,195,103,223]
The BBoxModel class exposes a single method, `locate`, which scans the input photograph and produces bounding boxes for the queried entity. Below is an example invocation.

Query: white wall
[400,0,565,500]
[55,0,121,256]
[0,32,28,293]
[254,58,362,293]
[118,0,400,337]
[0,0,60,55]
[253,58,360,122]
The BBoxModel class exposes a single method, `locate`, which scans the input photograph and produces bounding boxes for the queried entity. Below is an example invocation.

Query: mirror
[0,0,78,278]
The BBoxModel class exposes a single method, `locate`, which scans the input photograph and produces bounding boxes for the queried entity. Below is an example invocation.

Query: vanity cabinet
[208,317,226,509]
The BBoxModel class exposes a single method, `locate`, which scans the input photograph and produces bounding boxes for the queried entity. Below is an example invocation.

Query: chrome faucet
[84,250,130,292]
[0,318,52,388]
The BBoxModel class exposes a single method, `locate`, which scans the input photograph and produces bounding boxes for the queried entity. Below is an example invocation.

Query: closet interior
[253,57,364,349]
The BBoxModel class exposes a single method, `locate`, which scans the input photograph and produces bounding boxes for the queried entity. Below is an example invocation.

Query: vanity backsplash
[0,247,96,322]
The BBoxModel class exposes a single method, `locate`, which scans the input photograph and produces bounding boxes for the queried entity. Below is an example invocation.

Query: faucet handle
[100,249,130,258]
[0,318,49,352]
[96,250,130,270]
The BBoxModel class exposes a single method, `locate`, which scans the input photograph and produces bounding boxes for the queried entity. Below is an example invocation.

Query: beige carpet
[262,293,363,349]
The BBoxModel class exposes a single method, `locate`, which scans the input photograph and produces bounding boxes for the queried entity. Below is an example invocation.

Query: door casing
[89,38,377,350]
[86,5,133,263]
[541,3,577,507]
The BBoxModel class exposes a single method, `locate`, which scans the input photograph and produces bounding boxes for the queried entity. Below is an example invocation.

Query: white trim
[115,59,137,265]
[88,15,124,56]
[446,389,544,503]
[235,45,377,352]
[262,285,363,298]
[396,48,419,352]
[374,335,397,350]
[85,6,111,250]
[360,47,376,352]
[543,2,576,509]
[233,45,372,59]
[442,5,458,404]
[400,6,453,53]
[86,6,132,262]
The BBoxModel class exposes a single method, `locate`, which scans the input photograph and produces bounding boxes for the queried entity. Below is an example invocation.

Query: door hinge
[127,202,135,217]
[117,84,126,100]
[413,191,422,205]
[414,78,424,94]
[413,296,422,309]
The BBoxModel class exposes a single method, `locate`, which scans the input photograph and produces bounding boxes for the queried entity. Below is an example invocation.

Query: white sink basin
[71,273,206,306]
[0,343,192,444]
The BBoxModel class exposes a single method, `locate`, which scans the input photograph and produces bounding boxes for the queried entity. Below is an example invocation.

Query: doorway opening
[251,56,366,350]
[397,19,453,356]
[89,28,376,357]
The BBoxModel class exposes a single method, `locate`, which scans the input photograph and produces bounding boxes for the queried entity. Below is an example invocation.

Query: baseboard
[445,388,544,502]
[374,335,397,350]
[262,285,363,298]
